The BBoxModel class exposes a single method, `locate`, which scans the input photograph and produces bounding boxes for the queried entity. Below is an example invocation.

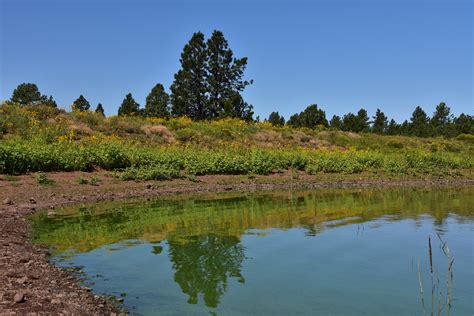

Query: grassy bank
[1,103,473,179]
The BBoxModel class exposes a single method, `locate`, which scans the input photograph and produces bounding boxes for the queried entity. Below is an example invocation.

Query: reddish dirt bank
[1,171,473,314]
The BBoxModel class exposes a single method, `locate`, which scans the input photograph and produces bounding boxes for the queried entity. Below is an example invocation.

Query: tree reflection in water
[167,234,245,308]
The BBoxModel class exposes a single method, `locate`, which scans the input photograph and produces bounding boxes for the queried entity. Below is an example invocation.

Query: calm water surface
[32,187,474,315]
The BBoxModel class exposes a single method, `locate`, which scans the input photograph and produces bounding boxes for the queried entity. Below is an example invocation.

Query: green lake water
[31,187,474,315]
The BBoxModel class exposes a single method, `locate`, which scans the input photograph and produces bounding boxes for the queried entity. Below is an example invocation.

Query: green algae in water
[31,187,474,315]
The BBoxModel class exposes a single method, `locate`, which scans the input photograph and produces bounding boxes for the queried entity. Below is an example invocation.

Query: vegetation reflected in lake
[32,187,474,315]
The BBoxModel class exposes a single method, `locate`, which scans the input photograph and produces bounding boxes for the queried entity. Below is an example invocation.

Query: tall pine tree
[206,30,252,118]
[145,84,170,118]
[170,32,209,120]
[410,106,430,137]
[372,109,388,134]
[431,102,452,136]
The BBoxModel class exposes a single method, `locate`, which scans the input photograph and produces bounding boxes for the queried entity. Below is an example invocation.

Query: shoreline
[1,171,473,314]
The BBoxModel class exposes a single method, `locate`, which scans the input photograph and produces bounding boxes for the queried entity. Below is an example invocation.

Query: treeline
[7,30,252,121]
[5,30,473,138]
[267,103,473,137]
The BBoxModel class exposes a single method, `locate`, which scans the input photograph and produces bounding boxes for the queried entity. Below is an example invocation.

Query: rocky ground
[1,170,472,314]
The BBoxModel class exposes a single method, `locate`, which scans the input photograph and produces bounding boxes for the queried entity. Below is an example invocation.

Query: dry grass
[140,125,176,143]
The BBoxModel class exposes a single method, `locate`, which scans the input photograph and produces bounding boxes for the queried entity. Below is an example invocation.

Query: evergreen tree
[170,32,209,120]
[356,108,370,132]
[400,120,411,135]
[268,111,285,126]
[287,105,328,128]
[206,30,252,118]
[372,108,388,134]
[453,113,473,135]
[220,91,253,121]
[72,95,90,111]
[10,83,49,106]
[118,93,140,115]
[329,115,342,130]
[410,106,430,137]
[431,102,452,136]
[341,113,358,131]
[145,84,170,118]
[287,113,302,128]
[95,103,105,116]
[386,119,399,135]
[42,95,57,108]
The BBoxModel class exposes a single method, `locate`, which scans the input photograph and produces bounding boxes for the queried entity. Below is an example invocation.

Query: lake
[31,187,474,315]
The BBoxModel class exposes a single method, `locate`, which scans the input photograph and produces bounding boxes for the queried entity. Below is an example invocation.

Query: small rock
[146,184,153,189]
[3,198,13,205]
[17,276,28,284]
[13,292,25,303]
[51,298,61,304]
[47,211,57,218]
[29,198,37,204]
[116,297,124,303]
[49,205,55,210]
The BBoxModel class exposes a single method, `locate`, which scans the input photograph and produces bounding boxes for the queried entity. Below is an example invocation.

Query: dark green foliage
[268,112,285,126]
[207,30,252,119]
[171,32,209,120]
[372,109,388,134]
[430,102,453,136]
[341,113,357,132]
[386,119,399,135]
[42,96,57,108]
[287,104,328,128]
[10,83,54,106]
[145,84,170,118]
[73,95,90,111]
[329,115,342,129]
[118,93,140,116]
[287,114,301,127]
[453,113,473,135]
[410,106,430,137]
[95,103,105,116]
[220,91,253,121]
[11,83,43,105]
[356,108,370,132]
[170,30,252,121]
[341,108,374,133]
[431,102,451,128]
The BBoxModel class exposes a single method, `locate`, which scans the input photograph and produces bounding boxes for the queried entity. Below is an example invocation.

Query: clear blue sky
[1,0,472,121]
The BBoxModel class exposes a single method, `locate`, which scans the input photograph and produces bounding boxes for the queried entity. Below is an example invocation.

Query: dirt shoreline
[1,171,473,314]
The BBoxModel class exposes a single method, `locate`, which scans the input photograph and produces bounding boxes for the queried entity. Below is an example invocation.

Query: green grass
[35,172,55,185]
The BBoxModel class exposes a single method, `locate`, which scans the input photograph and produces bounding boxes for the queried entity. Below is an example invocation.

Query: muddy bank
[1,171,473,314]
